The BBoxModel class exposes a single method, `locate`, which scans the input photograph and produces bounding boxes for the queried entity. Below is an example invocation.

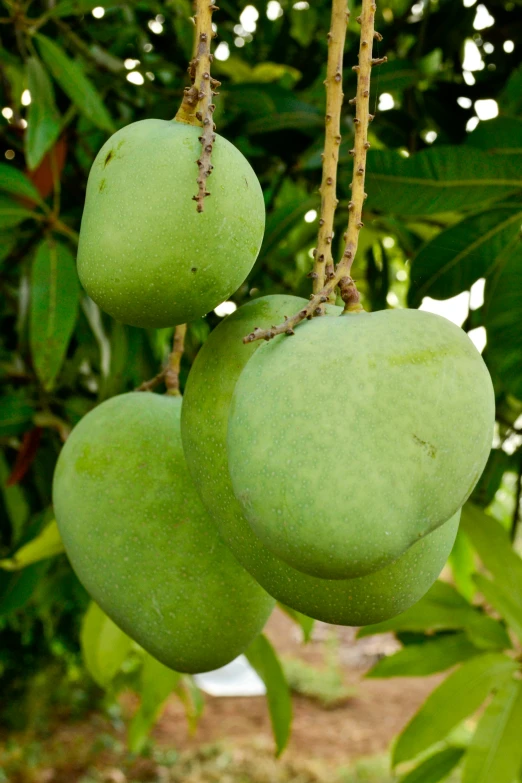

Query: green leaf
[30,238,80,391]
[368,633,481,679]
[0,194,36,229]
[36,34,114,133]
[0,162,42,203]
[246,634,292,756]
[399,747,465,783]
[259,197,318,263]
[174,675,204,734]
[49,0,120,17]
[483,241,522,399]
[460,503,522,601]
[0,233,17,269]
[357,581,475,637]
[80,601,132,688]
[467,117,522,156]
[366,147,522,216]
[289,5,318,47]
[449,529,476,602]
[371,58,419,92]
[0,451,30,546]
[408,207,522,306]
[359,579,511,650]
[128,652,181,754]
[461,677,522,783]
[278,603,314,643]
[25,56,62,171]
[0,561,48,616]
[500,64,522,116]
[471,449,513,508]
[0,394,34,437]
[474,574,522,644]
[0,520,63,570]
[393,653,518,766]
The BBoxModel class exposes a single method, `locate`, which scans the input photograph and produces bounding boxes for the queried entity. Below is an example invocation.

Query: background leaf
[128,652,181,754]
[368,633,481,679]
[277,603,315,643]
[0,162,42,204]
[0,520,64,571]
[246,634,292,756]
[30,238,80,390]
[408,207,522,306]
[393,653,518,766]
[0,452,30,546]
[399,746,465,783]
[25,56,62,171]
[366,147,522,215]
[36,34,114,133]
[0,195,36,229]
[483,242,522,399]
[461,677,522,783]
[0,394,34,437]
[80,601,132,689]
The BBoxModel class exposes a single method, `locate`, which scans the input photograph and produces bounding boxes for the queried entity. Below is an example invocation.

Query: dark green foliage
[0,0,522,763]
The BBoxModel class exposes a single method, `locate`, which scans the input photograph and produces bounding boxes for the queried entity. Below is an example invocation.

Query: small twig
[135,369,166,393]
[175,0,221,212]
[165,324,187,396]
[310,0,349,312]
[511,457,522,543]
[136,325,187,395]
[244,0,385,343]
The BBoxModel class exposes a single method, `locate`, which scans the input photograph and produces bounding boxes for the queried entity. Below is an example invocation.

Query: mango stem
[243,0,386,344]
[174,0,221,212]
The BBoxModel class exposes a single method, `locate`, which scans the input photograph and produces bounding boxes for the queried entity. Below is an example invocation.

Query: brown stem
[136,325,187,395]
[311,0,349,310]
[165,324,187,396]
[174,0,221,212]
[244,0,385,343]
[511,457,522,543]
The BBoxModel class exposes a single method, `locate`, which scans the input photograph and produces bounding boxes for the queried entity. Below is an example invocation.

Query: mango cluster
[53,121,495,675]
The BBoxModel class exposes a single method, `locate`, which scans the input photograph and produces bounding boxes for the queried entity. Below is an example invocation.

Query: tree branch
[310,0,349,311]
[244,0,385,343]
[165,324,187,396]
[175,0,221,212]
[136,325,187,395]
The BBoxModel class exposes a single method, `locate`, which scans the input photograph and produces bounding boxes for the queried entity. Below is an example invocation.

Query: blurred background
[1,0,522,781]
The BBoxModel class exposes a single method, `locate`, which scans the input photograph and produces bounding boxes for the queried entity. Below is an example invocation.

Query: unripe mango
[228,310,494,579]
[53,392,274,674]
[182,298,461,625]
[77,119,265,327]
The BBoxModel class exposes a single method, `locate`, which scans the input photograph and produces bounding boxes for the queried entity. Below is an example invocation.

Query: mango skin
[52,393,274,674]
[181,297,460,626]
[77,119,265,328]
[228,310,495,580]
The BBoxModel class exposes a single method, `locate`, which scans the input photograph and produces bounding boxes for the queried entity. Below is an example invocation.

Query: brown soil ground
[1,609,445,782]
[152,609,442,766]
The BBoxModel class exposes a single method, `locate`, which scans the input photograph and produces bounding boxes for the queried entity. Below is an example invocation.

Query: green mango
[228,310,495,579]
[77,119,265,328]
[53,392,274,674]
[181,297,460,625]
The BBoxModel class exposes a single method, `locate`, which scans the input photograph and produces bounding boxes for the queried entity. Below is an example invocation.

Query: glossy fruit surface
[77,119,265,327]
[228,309,494,579]
[53,392,274,673]
[182,299,460,625]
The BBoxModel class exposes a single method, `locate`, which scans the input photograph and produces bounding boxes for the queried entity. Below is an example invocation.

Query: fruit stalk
[311,0,349,308]
[136,324,187,393]
[165,324,187,396]
[175,0,221,212]
[244,0,386,343]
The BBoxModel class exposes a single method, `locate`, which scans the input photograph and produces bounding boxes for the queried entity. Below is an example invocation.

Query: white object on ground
[194,655,266,697]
